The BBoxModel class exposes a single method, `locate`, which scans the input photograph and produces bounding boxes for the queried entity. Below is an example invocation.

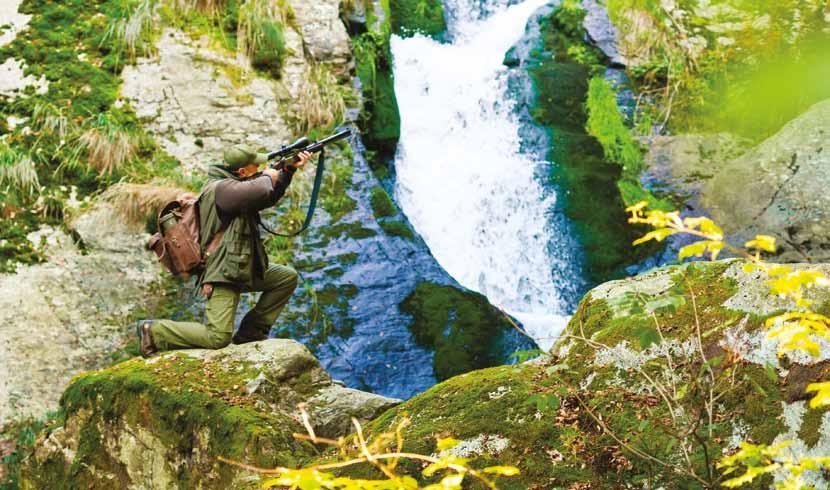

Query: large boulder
[22,339,399,489]
[354,260,830,488]
[703,99,830,262]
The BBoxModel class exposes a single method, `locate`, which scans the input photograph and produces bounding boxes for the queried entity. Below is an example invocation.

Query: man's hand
[291,151,313,170]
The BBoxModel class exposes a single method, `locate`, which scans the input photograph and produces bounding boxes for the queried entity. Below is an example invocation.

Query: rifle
[267,128,352,170]
[259,127,353,237]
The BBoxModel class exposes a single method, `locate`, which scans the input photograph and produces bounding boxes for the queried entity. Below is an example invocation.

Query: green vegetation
[585,76,672,210]
[379,220,414,240]
[389,0,447,39]
[0,417,52,490]
[369,186,396,218]
[21,354,317,488]
[605,0,830,138]
[352,0,401,172]
[400,282,518,381]
[528,3,660,283]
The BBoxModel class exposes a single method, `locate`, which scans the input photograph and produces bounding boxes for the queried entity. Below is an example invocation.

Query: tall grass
[102,0,159,60]
[237,0,289,72]
[62,114,137,176]
[294,64,347,134]
[102,182,190,224]
[0,141,41,197]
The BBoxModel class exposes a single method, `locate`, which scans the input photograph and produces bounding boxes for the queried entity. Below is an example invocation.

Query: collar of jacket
[207,165,241,181]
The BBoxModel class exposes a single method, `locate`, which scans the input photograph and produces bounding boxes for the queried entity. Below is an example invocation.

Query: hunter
[136,145,314,357]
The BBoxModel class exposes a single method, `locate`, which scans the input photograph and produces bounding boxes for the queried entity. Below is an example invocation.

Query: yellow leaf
[806,382,830,408]
[632,228,676,246]
[436,438,460,451]
[483,465,520,476]
[625,201,648,214]
[745,235,777,253]
[678,241,708,260]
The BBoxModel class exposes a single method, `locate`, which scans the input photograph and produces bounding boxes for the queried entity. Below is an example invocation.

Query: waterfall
[391,0,584,350]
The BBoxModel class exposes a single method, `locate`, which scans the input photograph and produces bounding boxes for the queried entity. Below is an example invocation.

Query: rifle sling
[259,148,326,237]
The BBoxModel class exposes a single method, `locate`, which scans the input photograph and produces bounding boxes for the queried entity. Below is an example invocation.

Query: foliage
[389,0,447,39]
[627,201,830,486]
[353,24,401,164]
[606,0,830,136]
[293,64,349,135]
[378,220,414,240]
[585,77,673,212]
[237,0,289,75]
[0,416,52,490]
[222,407,519,489]
[529,5,659,283]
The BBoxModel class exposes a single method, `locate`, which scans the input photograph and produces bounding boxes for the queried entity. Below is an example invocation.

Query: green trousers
[152,264,298,351]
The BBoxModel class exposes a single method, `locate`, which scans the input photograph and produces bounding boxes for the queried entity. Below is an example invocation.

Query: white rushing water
[392,0,582,349]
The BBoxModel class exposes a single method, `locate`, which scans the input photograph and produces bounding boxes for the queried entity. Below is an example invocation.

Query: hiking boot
[135,320,158,358]
[231,332,267,345]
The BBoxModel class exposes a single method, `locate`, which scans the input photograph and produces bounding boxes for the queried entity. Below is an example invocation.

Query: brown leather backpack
[147,195,224,279]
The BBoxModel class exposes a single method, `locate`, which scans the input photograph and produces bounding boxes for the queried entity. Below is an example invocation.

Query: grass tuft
[102,182,189,224]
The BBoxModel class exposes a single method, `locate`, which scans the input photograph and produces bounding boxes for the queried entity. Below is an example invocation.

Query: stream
[391,0,585,349]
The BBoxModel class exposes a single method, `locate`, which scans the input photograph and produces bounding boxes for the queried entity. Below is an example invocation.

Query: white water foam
[392,0,580,349]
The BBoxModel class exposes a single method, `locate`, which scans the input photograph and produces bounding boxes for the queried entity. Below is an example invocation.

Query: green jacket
[199,165,294,288]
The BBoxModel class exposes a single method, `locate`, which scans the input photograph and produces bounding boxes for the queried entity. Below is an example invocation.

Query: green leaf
[482,465,520,476]
[764,363,778,382]
[635,326,661,349]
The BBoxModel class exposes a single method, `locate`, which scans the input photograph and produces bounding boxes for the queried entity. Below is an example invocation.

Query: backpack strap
[260,147,326,237]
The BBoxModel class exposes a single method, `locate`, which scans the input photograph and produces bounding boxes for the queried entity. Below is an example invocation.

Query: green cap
[223,144,267,169]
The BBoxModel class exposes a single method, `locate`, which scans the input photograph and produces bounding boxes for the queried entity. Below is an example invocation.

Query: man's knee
[207,330,233,349]
[265,265,298,292]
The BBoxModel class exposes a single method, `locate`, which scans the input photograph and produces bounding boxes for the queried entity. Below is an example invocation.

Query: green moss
[342,261,817,488]
[320,150,358,224]
[379,220,414,240]
[389,0,447,39]
[528,12,658,283]
[335,252,359,265]
[400,282,519,381]
[353,14,400,167]
[369,186,396,218]
[24,355,318,488]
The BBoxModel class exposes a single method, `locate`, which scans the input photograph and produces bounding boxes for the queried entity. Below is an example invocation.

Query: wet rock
[640,132,752,210]
[21,339,399,488]
[581,0,625,66]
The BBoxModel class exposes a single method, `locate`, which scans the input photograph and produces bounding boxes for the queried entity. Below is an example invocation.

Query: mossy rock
[22,340,399,489]
[401,282,532,381]
[349,261,830,488]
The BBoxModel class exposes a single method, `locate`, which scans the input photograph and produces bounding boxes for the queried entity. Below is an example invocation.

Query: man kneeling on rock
[136,145,314,357]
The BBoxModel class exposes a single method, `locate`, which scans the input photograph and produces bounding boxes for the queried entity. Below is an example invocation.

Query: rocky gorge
[1,0,830,488]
